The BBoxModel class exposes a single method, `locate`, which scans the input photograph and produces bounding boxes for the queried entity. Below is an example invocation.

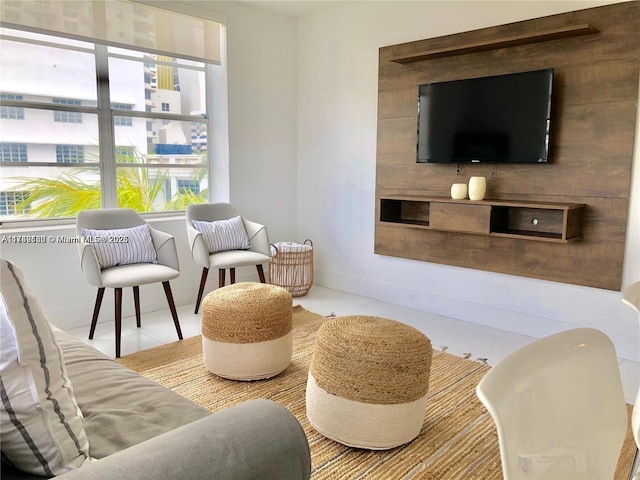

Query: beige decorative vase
[450,183,468,200]
[468,176,487,201]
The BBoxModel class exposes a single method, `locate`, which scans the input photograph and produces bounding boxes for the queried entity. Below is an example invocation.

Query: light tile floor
[65,285,640,404]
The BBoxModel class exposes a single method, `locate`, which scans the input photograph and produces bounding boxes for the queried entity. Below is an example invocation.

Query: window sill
[0,212,186,234]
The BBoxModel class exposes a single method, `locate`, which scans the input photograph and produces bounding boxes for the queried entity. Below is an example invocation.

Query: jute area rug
[119,306,637,479]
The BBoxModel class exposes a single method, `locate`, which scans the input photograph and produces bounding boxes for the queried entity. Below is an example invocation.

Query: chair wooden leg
[114,288,122,358]
[257,264,266,283]
[218,269,225,288]
[133,285,141,328]
[89,287,105,339]
[195,267,209,314]
[230,268,236,285]
[163,281,183,340]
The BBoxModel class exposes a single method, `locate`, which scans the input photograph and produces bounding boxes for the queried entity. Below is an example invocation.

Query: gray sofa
[2,327,311,480]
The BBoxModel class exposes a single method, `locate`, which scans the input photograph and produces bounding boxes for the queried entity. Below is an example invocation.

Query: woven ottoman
[306,315,432,449]
[201,282,293,381]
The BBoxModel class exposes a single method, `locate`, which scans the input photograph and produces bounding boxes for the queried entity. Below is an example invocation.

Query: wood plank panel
[378,58,639,120]
[374,1,639,291]
[374,212,625,290]
[389,25,599,63]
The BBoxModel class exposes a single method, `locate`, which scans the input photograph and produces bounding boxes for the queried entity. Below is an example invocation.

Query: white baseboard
[314,268,640,363]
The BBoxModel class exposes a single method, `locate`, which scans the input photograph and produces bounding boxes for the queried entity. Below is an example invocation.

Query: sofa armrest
[56,399,310,480]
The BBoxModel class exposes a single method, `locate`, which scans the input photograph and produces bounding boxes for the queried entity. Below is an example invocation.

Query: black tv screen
[417,69,553,164]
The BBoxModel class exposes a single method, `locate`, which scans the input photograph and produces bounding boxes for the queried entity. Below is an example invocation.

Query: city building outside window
[0,94,24,119]
[56,144,85,163]
[177,179,200,195]
[0,143,27,162]
[112,103,133,126]
[53,98,83,123]
[0,191,30,216]
[115,146,135,157]
[0,25,214,221]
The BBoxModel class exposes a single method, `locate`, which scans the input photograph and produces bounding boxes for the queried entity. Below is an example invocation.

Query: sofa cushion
[82,224,157,269]
[53,329,210,459]
[0,259,92,477]
[192,216,250,253]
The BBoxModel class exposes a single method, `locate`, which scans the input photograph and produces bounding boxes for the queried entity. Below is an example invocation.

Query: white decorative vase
[468,176,487,201]
[450,183,468,200]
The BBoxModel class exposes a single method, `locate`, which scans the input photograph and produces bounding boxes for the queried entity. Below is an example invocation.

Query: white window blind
[0,0,222,65]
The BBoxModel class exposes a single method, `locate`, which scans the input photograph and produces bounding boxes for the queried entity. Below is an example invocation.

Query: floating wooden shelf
[389,24,599,64]
[379,196,585,243]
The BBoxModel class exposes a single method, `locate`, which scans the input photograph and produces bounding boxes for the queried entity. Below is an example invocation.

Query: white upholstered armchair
[186,203,271,313]
[76,208,182,357]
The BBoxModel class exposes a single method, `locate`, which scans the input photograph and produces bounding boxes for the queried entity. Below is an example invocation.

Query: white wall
[1,0,637,362]
[0,219,198,330]
[162,1,299,238]
[296,0,640,361]
[0,1,299,330]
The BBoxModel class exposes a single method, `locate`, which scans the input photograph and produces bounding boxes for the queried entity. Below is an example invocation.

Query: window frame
[177,178,200,195]
[0,27,216,226]
[0,143,28,162]
[55,144,85,163]
[112,103,133,126]
[1,94,25,119]
[52,98,83,123]
[0,191,30,216]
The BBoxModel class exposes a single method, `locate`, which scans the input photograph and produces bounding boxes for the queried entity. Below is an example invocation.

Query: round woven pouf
[201,282,293,381]
[306,315,432,449]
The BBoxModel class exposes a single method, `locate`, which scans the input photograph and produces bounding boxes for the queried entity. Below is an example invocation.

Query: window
[56,144,84,163]
[0,26,216,221]
[112,103,133,126]
[0,191,30,216]
[53,98,83,123]
[0,143,27,162]
[1,94,24,119]
[114,116,132,126]
[177,179,200,195]
[115,146,135,158]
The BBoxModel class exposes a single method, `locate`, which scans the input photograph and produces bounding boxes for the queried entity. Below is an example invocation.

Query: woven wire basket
[269,239,313,297]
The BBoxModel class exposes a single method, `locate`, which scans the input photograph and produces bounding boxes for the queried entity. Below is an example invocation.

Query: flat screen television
[416,68,554,164]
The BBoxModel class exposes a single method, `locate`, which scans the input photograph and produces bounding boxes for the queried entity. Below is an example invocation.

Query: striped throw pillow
[192,216,250,253]
[82,224,157,269]
[0,259,93,476]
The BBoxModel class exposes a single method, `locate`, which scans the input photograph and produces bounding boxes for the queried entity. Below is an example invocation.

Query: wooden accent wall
[375,2,639,291]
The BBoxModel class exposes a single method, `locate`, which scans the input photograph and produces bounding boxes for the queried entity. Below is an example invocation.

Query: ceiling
[239,0,352,17]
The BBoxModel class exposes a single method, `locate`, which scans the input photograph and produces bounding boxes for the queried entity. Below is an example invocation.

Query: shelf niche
[379,197,585,243]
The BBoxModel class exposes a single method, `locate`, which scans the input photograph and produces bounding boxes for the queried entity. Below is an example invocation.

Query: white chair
[476,327,628,479]
[622,281,640,473]
[186,203,271,313]
[76,208,182,358]
[623,282,640,316]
